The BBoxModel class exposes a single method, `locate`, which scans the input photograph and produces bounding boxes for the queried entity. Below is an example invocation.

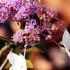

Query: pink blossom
[0,7,9,23]
[13,30,24,43]
[6,0,22,11]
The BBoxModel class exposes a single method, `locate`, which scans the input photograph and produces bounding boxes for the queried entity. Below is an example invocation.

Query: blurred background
[0,0,70,70]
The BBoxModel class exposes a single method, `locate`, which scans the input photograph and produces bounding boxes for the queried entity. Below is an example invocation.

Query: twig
[0,57,8,70]
[24,44,27,58]
[0,45,8,56]
[51,38,61,48]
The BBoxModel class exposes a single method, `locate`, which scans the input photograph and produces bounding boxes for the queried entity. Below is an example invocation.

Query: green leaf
[26,60,33,68]
[8,43,16,51]
[60,41,64,45]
